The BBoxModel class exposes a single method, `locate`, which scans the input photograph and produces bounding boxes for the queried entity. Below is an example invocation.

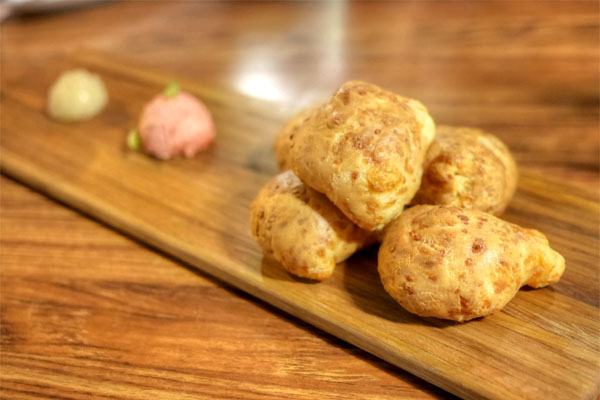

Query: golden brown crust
[288,81,435,231]
[411,126,518,216]
[274,103,323,171]
[378,205,565,322]
[250,170,373,280]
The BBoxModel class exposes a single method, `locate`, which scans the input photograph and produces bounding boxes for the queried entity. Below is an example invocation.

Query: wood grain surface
[1,50,599,400]
[1,2,599,400]
[0,175,447,400]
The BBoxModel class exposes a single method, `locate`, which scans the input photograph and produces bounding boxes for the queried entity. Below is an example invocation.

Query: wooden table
[1,2,598,399]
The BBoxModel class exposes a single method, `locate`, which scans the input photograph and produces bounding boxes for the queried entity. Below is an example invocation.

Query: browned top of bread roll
[411,125,518,216]
[289,80,435,231]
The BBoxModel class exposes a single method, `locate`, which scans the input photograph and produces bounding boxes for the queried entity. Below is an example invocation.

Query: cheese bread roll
[250,171,373,280]
[289,81,435,231]
[379,205,565,322]
[411,126,517,215]
[275,103,323,171]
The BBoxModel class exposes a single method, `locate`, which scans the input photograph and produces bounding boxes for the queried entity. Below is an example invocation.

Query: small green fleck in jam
[164,80,180,98]
[127,129,141,150]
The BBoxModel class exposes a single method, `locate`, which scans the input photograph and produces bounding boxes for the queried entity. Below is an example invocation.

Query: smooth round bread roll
[47,69,108,122]
[289,81,435,231]
[411,125,518,216]
[378,205,565,322]
[250,170,373,280]
[274,103,322,171]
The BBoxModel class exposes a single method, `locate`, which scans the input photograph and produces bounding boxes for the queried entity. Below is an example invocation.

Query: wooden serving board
[1,51,599,400]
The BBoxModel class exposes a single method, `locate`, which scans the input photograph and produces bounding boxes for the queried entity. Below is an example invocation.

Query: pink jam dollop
[138,92,215,160]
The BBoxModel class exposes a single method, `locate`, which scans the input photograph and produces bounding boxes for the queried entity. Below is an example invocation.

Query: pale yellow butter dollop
[47,69,108,122]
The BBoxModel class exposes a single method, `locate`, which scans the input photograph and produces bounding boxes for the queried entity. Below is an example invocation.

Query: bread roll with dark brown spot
[288,81,435,231]
[379,205,565,322]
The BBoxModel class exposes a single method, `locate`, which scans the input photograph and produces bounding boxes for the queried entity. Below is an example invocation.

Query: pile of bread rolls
[250,81,565,322]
